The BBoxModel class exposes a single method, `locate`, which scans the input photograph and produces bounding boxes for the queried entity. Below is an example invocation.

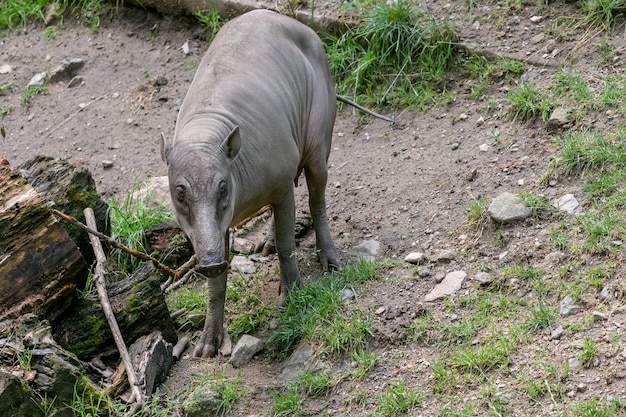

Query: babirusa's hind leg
[305,162,341,272]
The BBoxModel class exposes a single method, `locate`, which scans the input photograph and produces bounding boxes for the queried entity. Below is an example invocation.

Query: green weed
[108,184,174,274]
[578,336,597,366]
[197,370,242,416]
[507,81,554,122]
[269,259,378,357]
[580,0,626,30]
[372,380,420,417]
[194,8,223,43]
[226,273,274,339]
[21,85,48,107]
[272,384,303,417]
[463,195,488,229]
[351,349,378,379]
[325,0,457,108]
[298,370,333,397]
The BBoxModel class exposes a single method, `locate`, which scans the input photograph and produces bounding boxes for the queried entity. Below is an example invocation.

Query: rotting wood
[84,207,145,406]
[0,156,88,321]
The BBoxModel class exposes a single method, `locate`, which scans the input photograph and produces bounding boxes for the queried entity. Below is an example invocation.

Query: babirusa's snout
[196,253,228,278]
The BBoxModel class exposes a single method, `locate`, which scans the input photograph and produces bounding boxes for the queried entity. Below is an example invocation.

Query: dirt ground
[2,0,626,415]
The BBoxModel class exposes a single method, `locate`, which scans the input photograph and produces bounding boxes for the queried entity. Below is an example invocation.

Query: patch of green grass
[16,348,33,371]
[0,0,107,31]
[351,349,378,379]
[525,302,557,332]
[463,53,525,100]
[577,336,597,367]
[166,286,207,315]
[372,380,420,417]
[108,184,175,274]
[568,396,626,417]
[578,210,625,254]
[556,128,626,175]
[325,0,457,108]
[194,8,223,44]
[196,370,242,416]
[272,384,303,417]
[297,370,333,397]
[21,85,48,107]
[551,67,593,104]
[44,25,57,39]
[430,359,458,394]
[507,81,554,122]
[0,82,12,95]
[269,259,378,357]
[463,195,489,229]
[0,0,48,29]
[549,222,570,251]
[226,273,274,339]
[523,378,563,403]
[579,0,626,30]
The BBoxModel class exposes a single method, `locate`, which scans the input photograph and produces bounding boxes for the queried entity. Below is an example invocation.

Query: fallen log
[0,156,88,321]
[51,261,178,359]
[19,155,110,266]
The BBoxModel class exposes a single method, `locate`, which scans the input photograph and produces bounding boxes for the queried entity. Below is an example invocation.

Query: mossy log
[0,156,88,321]
[52,262,178,359]
[19,155,110,266]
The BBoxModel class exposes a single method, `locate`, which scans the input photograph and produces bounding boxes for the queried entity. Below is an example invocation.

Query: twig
[51,94,108,133]
[84,208,146,406]
[51,208,192,278]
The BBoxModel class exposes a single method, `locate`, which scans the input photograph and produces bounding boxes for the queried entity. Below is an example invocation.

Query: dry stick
[84,208,146,406]
[50,208,194,279]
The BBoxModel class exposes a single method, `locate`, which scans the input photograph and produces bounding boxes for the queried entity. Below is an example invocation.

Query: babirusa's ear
[160,132,172,164]
[222,126,240,160]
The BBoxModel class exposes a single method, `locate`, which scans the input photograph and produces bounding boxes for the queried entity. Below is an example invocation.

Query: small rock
[424,271,467,302]
[592,311,608,321]
[474,272,493,285]
[219,326,232,356]
[350,239,381,262]
[48,58,85,83]
[233,237,255,254]
[553,194,583,216]
[476,116,485,126]
[230,256,256,274]
[375,306,386,315]
[599,286,611,300]
[479,143,490,152]
[229,335,264,368]
[568,357,582,369]
[488,192,533,224]
[404,252,424,264]
[342,288,356,303]
[435,250,456,262]
[548,107,570,128]
[0,64,12,74]
[550,325,564,340]
[280,343,324,381]
[102,160,114,169]
[530,15,543,23]
[181,41,190,55]
[417,267,431,277]
[28,72,47,87]
[560,294,582,316]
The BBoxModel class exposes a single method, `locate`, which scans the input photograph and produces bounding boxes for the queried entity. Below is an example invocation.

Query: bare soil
[2,1,626,415]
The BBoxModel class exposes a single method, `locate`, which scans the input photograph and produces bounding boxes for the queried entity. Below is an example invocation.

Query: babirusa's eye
[176,185,185,202]
[219,180,227,199]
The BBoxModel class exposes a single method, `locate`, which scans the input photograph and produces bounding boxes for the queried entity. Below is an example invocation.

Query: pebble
[560,294,582,317]
[424,271,467,302]
[102,160,114,169]
[404,252,424,264]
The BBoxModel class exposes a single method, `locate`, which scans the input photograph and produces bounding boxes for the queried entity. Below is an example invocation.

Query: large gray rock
[229,335,264,368]
[424,271,467,302]
[488,192,532,224]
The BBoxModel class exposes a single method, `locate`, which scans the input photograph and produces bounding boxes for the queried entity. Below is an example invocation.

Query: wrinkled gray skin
[161,10,341,358]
